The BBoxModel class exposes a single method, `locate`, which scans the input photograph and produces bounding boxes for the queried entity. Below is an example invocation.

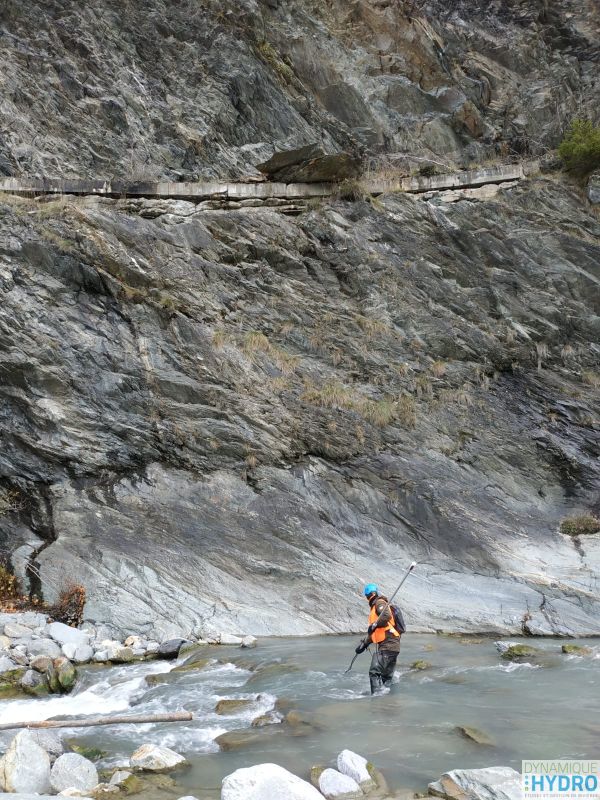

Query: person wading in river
[355,583,401,694]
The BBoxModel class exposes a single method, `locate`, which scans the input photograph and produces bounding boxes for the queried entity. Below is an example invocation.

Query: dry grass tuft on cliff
[560,515,600,537]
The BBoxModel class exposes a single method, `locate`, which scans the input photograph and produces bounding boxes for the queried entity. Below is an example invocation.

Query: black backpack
[390,604,406,634]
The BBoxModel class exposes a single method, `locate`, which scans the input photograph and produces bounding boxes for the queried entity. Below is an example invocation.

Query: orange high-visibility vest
[369,602,400,643]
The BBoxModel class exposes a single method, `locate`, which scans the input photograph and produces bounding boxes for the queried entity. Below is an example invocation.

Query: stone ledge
[0,162,537,203]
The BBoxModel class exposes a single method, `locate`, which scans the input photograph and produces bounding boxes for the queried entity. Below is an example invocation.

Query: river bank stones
[50,752,98,793]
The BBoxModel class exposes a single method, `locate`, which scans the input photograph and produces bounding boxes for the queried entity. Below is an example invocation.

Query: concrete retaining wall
[0,162,535,202]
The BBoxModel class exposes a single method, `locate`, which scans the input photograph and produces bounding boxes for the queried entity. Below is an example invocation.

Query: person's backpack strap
[391,604,406,634]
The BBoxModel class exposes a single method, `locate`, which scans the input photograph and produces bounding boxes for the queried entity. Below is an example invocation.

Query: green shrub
[558,119,600,178]
[560,515,600,537]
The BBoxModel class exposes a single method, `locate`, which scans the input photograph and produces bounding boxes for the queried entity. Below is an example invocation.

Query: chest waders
[344,561,417,675]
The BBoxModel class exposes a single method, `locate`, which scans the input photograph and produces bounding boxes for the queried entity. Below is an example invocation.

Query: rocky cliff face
[1,0,598,178]
[0,1,598,639]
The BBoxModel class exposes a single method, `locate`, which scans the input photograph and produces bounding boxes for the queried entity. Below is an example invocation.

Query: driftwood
[0,710,193,731]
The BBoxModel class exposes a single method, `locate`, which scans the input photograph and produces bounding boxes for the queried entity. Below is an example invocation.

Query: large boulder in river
[500,644,541,661]
[54,656,78,691]
[222,763,324,800]
[337,750,376,791]
[319,767,363,799]
[158,638,191,658]
[428,767,521,800]
[130,743,187,772]
[20,667,49,696]
[50,752,98,793]
[0,730,52,793]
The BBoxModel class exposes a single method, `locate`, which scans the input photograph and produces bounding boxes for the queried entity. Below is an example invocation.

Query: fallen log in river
[0,710,193,731]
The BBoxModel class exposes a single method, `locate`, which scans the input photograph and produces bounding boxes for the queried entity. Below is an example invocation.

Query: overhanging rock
[257,144,361,183]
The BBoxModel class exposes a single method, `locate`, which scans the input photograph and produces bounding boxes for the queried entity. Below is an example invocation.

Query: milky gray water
[1,635,598,798]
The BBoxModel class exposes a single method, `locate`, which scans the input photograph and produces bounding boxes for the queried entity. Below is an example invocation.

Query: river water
[0,635,598,798]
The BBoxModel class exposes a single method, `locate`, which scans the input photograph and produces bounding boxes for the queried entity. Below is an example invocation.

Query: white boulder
[0,729,51,793]
[47,622,90,648]
[93,650,109,663]
[219,633,243,645]
[18,611,49,628]
[124,635,146,649]
[109,770,133,786]
[319,767,363,798]
[222,763,324,800]
[494,641,516,654]
[0,654,16,674]
[27,637,62,659]
[4,621,33,638]
[241,635,257,648]
[62,643,77,660]
[50,752,99,793]
[430,767,521,800]
[337,751,373,788]
[130,744,187,772]
[73,644,94,664]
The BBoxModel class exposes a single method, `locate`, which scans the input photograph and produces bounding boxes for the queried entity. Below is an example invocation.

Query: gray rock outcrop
[0,1,597,180]
[0,0,598,641]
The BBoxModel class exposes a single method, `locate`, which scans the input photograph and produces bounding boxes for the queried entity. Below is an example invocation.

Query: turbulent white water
[0,636,597,798]
[0,660,174,725]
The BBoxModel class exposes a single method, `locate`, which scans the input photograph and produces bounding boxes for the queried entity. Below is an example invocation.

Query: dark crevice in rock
[25,486,57,601]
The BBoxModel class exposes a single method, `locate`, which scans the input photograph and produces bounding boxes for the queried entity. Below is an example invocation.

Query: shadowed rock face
[0,176,598,638]
[0,0,598,179]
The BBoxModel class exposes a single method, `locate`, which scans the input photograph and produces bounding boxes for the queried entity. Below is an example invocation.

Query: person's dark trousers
[369,648,398,694]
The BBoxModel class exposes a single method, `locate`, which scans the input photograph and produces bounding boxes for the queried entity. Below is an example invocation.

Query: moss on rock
[501,644,540,660]
[411,660,432,670]
[562,643,593,656]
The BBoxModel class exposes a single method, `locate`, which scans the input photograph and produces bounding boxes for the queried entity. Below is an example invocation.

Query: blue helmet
[363,583,378,597]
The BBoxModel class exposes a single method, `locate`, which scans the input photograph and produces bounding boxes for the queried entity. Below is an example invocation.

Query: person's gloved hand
[355,639,367,654]
[367,622,377,635]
